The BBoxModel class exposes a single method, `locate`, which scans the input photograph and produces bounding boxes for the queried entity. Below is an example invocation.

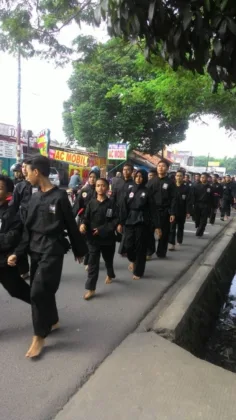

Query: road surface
[0,219,226,420]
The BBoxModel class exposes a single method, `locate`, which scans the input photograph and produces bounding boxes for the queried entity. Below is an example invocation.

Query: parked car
[49,167,60,186]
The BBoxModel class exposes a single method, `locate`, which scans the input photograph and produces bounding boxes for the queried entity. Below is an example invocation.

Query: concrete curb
[152,219,236,355]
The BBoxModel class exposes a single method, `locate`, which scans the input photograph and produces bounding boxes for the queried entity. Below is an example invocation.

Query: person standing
[0,175,31,306]
[11,163,24,185]
[68,169,81,194]
[148,169,157,182]
[147,160,176,258]
[118,170,159,279]
[209,174,223,225]
[8,156,87,359]
[192,172,213,237]
[80,178,119,300]
[168,170,191,250]
[221,175,233,221]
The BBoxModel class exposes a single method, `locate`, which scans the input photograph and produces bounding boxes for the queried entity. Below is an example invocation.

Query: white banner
[0,140,16,158]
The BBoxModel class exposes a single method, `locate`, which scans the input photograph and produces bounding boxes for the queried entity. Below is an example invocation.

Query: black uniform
[0,199,31,304]
[147,176,176,258]
[111,177,134,254]
[192,183,213,236]
[72,183,96,266]
[82,197,119,291]
[221,182,233,218]
[14,187,87,338]
[209,182,223,224]
[169,183,191,245]
[120,180,157,277]
[10,179,38,275]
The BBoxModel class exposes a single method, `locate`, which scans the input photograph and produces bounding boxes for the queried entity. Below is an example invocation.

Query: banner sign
[49,149,88,167]
[0,140,16,158]
[208,162,220,167]
[108,143,127,160]
[37,129,50,157]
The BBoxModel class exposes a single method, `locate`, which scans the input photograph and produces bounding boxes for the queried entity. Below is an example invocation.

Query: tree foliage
[194,155,236,174]
[97,0,236,90]
[63,37,188,153]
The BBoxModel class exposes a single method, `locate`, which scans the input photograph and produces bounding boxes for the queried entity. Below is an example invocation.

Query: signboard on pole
[0,140,16,158]
[37,129,50,157]
[107,143,127,160]
[208,161,220,167]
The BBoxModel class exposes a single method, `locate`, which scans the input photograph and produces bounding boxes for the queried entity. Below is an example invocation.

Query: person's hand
[8,255,17,266]
[79,224,86,234]
[170,215,175,223]
[75,257,84,264]
[92,228,99,236]
[186,213,190,219]
[117,224,122,234]
[155,228,162,239]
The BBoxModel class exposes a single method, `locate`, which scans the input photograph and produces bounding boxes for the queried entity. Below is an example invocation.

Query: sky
[0,24,235,158]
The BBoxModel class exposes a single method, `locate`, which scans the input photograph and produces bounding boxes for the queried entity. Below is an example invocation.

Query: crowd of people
[0,156,235,359]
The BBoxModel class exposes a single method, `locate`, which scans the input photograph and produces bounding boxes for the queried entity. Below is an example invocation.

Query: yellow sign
[208,162,220,167]
[50,149,88,167]
[37,129,50,157]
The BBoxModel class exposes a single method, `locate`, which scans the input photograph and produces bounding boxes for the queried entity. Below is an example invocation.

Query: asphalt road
[0,218,226,420]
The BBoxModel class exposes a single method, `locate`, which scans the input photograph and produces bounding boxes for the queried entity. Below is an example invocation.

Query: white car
[49,167,60,186]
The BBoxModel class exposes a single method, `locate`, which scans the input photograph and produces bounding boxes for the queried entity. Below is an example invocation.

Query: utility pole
[16,47,21,162]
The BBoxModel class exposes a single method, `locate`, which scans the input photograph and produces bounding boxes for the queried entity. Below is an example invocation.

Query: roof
[132,150,173,166]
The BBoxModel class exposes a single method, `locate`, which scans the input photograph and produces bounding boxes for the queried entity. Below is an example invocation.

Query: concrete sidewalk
[55,332,236,420]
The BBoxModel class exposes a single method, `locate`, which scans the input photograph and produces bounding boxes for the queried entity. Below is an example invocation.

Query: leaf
[213,38,222,56]
[183,9,192,30]
[227,18,236,36]
[148,1,156,24]
[204,0,211,12]
[218,19,227,37]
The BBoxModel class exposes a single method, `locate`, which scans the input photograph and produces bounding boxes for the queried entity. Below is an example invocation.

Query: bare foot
[105,276,112,284]
[51,322,60,332]
[25,336,45,358]
[133,275,141,280]
[128,263,134,272]
[83,290,95,300]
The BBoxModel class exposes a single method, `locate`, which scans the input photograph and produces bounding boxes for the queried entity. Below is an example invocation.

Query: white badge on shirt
[162,183,168,190]
[129,192,134,198]
[128,184,133,189]
[82,192,87,198]
[32,188,38,194]
[106,208,113,218]
[0,219,2,230]
[141,192,146,197]
[49,204,56,214]
[182,195,186,200]
[207,188,211,193]
[223,186,226,189]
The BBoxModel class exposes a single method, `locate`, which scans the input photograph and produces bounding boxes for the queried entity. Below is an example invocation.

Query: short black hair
[149,169,157,175]
[96,178,109,188]
[157,159,170,168]
[201,172,208,177]
[27,156,50,177]
[123,163,134,171]
[176,170,184,175]
[0,175,14,193]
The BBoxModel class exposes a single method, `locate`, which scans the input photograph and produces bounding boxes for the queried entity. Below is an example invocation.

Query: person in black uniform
[168,170,191,250]
[194,173,201,185]
[11,163,24,185]
[147,159,176,258]
[0,175,31,306]
[8,156,87,359]
[80,178,119,300]
[209,174,223,225]
[72,170,98,269]
[10,159,38,279]
[221,175,233,221]
[118,170,159,279]
[112,163,134,255]
[184,173,193,187]
[148,169,157,182]
[192,172,213,237]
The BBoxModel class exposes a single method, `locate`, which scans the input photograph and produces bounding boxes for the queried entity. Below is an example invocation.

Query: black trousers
[169,216,185,245]
[156,209,170,258]
[18,254,29,276]
[124,225,148,277]
[0,266,31,304]
[86,242,116,291]
[30,253,63,338]
[221,199,231,218]
[209,197,220,224]
[146,226,156,257]
[195,205,209,236]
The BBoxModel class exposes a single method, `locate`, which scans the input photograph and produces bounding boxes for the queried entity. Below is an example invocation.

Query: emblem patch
[49,204,56,214]
[106,208,113,217]
[129,192,134,198]
[162,183,168,190]
[82,192,87,198]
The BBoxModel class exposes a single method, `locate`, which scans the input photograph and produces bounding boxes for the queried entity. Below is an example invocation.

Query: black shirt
[10,179,38,223]
[222,182,233,200]
[175,183,192,217]
[14,187,87,258]
[111,178,134,208]
[192,183,213,207]
[0,200,22,267]
[120,184,157,227]
[72,184,96,218]
[147,175,176,215]
[82,197,119,245]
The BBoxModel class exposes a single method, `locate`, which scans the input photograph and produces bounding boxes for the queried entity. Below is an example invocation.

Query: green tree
[63,37,188,153]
